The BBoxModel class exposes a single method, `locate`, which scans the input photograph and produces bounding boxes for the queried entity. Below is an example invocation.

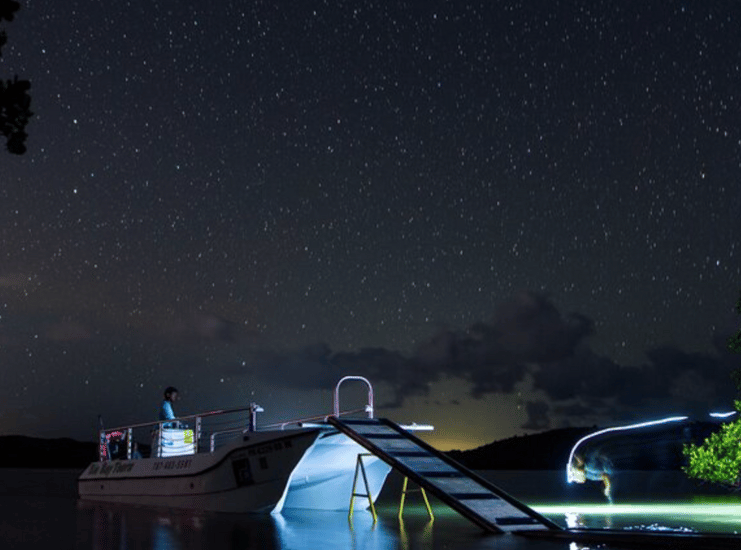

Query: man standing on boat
[160,386,179,428]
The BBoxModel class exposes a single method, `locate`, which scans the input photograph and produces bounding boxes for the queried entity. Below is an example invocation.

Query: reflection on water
[535,502,741,534]
[77,502,448,550]
[78,501,281,549]
[71,500,584,550]
[3,493,741,549]
[398,518,435,550]
[74,499,741,550]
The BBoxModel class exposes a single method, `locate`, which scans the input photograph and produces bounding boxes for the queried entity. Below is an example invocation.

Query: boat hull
[78,429,319,513]
[279,428,392,511]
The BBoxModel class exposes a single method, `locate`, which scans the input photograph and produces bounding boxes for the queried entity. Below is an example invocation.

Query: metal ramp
[328,417,561,534]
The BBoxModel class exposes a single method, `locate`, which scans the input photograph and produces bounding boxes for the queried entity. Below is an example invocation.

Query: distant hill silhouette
[0,436,97,468]
[1,429,595,469]
[449,427,597,470]
[1,422,716,470]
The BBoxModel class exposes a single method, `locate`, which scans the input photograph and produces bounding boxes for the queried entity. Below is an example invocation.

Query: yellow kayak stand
[349,453,378,522]
[348,453,434,522]
[399,475,434,521]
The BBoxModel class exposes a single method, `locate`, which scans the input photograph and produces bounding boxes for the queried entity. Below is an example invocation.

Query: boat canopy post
[334,376,374,419]
[248,403,264,432]
[98,429,106,461]
[126,428,133,459]
[157,422,164,458]
[195,416,202,453]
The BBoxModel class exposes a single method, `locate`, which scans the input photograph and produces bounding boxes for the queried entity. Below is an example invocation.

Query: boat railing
[260,407,367,430]
[98,404,261,462]
[206,407,368,452]
[97,377,377,461]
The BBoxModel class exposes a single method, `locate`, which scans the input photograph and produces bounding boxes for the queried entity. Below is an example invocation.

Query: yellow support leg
[398,476,434,521]
[348,453,377,523]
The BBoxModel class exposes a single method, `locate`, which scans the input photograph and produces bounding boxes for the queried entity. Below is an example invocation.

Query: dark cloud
[531,349,629,402]
[553,402,599,418]
[530,344,739,429]
[241,342,340,391]
[414,292,592,370]
[335,348,427,408]
[232,292,593,409]
[487,292,593,363]
[411,292,592,400]
[7,290,735,437]
[522,401,551,431]
[246,292,737,430]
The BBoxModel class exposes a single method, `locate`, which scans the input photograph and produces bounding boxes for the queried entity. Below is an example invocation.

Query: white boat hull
[78,429,319,513]
[279,428,392,511]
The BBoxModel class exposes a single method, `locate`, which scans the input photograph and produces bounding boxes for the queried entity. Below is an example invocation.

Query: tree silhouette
[0,0,32,155]
[682,290,741,489]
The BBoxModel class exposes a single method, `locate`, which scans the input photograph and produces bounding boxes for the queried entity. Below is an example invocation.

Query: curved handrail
[334,376,374,418]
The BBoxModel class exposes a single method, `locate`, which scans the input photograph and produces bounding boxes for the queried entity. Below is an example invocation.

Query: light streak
[709,411,737,419]
[566,416,688,483]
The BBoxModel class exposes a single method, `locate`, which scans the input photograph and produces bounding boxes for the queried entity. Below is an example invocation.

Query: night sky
[1,1,740,450]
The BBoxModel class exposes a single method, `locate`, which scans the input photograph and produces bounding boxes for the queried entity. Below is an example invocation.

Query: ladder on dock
[328,417,561,534]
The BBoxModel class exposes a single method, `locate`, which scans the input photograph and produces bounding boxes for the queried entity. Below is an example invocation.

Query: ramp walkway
[328,417,561,534]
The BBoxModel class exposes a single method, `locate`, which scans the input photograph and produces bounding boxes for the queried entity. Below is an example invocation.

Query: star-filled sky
[1,0,740,450]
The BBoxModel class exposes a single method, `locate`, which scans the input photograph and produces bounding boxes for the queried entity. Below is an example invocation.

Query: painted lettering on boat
[246,440,288,456]
[88,461,135,476]
[152,458,193,471]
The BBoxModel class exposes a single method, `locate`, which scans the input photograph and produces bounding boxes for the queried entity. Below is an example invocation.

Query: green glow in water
[534,503,741,517]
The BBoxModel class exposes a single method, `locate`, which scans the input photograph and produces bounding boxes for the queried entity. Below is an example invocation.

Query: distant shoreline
[0,429,593,470]
[0,422,715,472]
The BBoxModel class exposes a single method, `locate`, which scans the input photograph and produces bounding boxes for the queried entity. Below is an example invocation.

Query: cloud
[414,292,592,370]
[522,400,551,430]
[486,292,593,363]
[411,292,592,399]
[530,344,738,429]
[236,345,429,408]
[531,349,629,403]
[238,291,737,432]
[236,291,594,410]
[13,289,733,435]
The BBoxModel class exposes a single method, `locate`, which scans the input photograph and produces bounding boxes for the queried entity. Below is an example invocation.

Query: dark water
[0,495,575,550]
[2,469,741,549]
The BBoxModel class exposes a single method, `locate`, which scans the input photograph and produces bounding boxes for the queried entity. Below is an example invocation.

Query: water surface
[3,469,741,549]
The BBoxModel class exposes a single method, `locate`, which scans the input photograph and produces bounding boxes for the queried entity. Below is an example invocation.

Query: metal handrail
[334,376,374,418]
[208,407,369,452]
[101,405,256,434]
[97,377,377,460]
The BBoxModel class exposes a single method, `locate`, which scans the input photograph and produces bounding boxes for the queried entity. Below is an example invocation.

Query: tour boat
[78,377,425,513]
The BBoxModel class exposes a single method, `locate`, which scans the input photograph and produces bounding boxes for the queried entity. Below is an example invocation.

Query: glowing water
[534,502,741,534]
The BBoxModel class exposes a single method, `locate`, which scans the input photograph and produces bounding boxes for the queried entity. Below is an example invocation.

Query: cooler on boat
[153,428,196,457]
